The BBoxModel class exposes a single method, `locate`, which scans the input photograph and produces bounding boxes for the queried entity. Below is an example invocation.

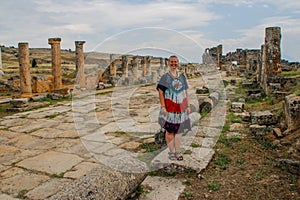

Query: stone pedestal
[75,41,86,88]
[48,38,62,90]
[18,42,32,96]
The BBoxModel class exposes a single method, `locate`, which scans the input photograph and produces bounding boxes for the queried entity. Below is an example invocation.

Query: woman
[157,55,191,161]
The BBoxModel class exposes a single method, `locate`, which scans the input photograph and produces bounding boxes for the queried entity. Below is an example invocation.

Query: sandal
[168,152,177,160]
[175,152,183,161]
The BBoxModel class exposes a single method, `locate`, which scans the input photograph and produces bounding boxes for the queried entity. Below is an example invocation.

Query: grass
[139,142,161,152]
[213,151,231,170]
[221,124,230,133]
[50,172,64,178]
[226,112,241,123]
[190,143,200,148]
[17,189,29,199]
[208,181,221,191]
[281,70,300,77]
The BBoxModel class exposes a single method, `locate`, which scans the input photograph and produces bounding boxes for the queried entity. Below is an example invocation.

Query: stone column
[75,41,86,88]
[98,69,103,82]
[110,54,116,77]
[0,48,4,77]
[265,27,281,76]
[0,47,2,69]
[48,38,62,90]
[146,56,152,76]
[142,56,147,77]
[18,42,32,96]
[122,55,128,77]
[132,56,138,80]
[164,58,169,71]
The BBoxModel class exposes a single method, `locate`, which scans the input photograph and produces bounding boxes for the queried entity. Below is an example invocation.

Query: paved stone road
[0,71,227,200]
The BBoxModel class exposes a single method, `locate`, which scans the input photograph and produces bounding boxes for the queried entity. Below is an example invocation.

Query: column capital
[48,38,61,45]
[75,41,86,46]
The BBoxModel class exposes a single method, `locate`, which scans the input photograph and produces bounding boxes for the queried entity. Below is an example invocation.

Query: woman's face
[169,57,178,70]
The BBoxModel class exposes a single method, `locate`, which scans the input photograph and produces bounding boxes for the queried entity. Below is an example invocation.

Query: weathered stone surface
[250,111,278,125]
[283,94,300,134]
[0,145,41,165]
[273,128,283,138]
[230,102,244,113]
[0,168,49,196]
[47,165,147,200]
[235,111,251,122]
[0,193,19,200]
[9,98,29,108]
[16,151,84,175]
[25,179,72,200]
[64,162,99,179]
[138,176,185,200]
[230,123,246,131]
[278,159,300,175]
[196,86,209,94]
[249,124,267,136]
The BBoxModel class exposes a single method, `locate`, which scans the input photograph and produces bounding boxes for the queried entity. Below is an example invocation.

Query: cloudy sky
[1,0,299,63]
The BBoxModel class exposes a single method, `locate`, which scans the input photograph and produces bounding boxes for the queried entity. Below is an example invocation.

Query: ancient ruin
[0,26,299,199]
[18,42,32,97]
[48,38,62,90]
[75,41,86,88]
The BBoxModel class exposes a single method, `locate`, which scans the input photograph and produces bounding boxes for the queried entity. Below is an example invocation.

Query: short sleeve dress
[156,72,191,134]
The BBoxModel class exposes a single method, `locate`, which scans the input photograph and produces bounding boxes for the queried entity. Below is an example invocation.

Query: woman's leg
[174,133,182,153]
[165,130,175,153]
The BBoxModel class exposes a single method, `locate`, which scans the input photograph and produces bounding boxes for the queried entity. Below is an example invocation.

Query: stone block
[250,111,278,125]
[230,102,244,113]
[283,94,300,134]
[249,124,267,136]
[9,98,29,108]
[195,86,209,94]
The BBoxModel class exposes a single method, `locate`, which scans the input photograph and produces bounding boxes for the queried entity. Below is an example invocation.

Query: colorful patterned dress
[157,72,191,134]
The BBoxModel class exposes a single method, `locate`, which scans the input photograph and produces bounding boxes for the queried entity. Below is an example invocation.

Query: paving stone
[0,171,49,197]
[64,162,99,179]
[25,179,71,200]
[0,193,20,200]
[3,134,55,150]
[16,151,84,175]
[0,118,31,127]
[119,141,142,150]
[0,145,41,165]
[31,128,79,139]
[139,176,185,200]
[9,119,60,133]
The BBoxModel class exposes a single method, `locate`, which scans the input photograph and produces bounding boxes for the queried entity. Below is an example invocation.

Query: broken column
[164,58,169,71]
[18,42,32,96]
[0,47,4,77]
[142,56,147,77]
[110,54,116,77]
[146,56,152,76]
[48,38,62,90]
[122,55,128,77]
[75,41,86,88]
[131,56,138,80]
[264,27,281,93]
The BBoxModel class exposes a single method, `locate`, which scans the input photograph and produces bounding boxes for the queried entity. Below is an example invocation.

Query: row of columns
[110,55,163,78]
[18,38,86,96]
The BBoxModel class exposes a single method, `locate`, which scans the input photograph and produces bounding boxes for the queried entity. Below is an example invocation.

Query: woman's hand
[162,107,167,115]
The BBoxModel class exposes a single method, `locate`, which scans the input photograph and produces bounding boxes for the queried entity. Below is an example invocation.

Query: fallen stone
[9,98,29,108]
[251,111,278,125]
[138,176,185,200]
[230,102,244,113]
[249,124,267,136]
[47,165,147,200]
[273,128,283,138]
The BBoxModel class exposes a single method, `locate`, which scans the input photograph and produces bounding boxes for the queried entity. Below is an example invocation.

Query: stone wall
[283,94,300,134]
